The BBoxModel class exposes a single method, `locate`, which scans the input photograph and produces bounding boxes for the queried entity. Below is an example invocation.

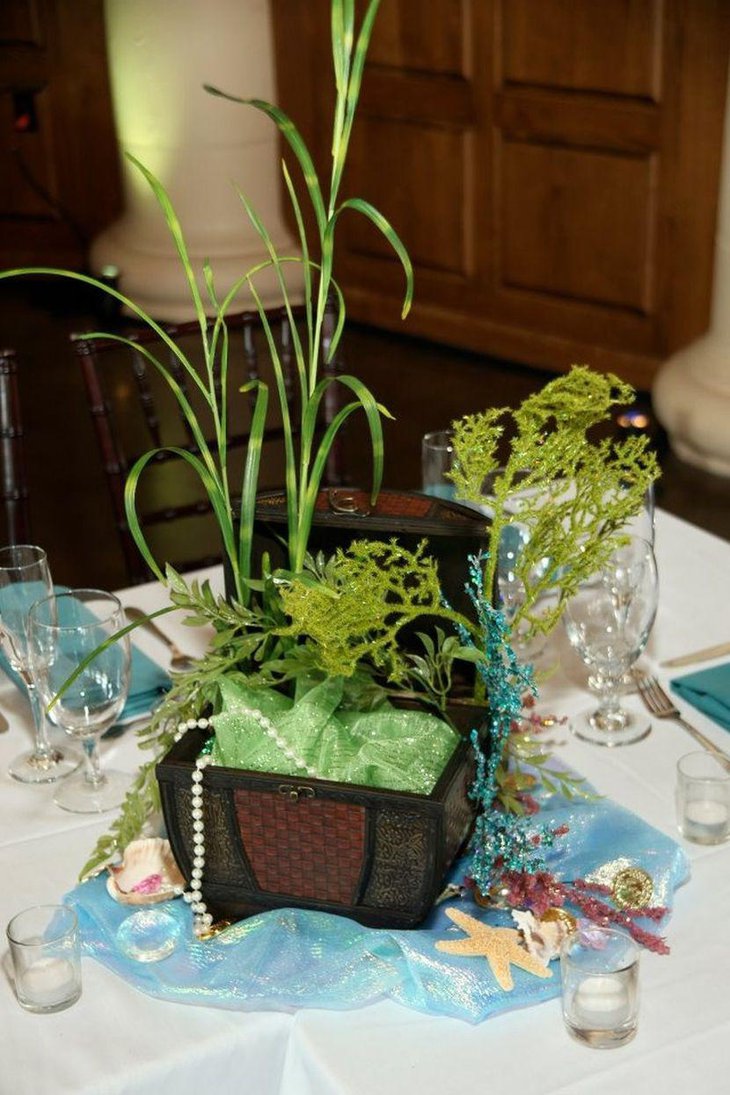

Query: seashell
[511,908,575,965]
[106,838,185,906]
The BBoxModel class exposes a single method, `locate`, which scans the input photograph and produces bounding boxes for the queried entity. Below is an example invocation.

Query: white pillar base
[653,335,730,476]
[90,221,300,322]
[91,0,302,323]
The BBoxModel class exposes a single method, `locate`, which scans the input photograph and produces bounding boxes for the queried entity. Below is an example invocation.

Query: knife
[661,641,730,669]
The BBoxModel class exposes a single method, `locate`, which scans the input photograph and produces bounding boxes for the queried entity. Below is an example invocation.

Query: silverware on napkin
[633,671,730,771]
[661,641,730,669]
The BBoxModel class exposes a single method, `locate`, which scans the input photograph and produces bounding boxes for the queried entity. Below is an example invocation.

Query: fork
[124,606,195,671]
[633,672,730,771]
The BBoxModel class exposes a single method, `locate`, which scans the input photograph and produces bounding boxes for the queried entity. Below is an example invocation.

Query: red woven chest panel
[234,789,367,905]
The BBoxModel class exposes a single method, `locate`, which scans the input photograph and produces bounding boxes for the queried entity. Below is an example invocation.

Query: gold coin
[611,866,653,909]
[541,907,577,932]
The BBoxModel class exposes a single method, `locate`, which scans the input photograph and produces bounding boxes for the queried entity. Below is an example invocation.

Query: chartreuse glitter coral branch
[276,539,480,683]
[449,366,660,641]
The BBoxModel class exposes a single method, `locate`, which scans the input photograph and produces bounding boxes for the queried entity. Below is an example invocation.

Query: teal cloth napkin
[117,645,171,722]
[671,662,730,731]
[0,583,170,724]
[0,642,170,724]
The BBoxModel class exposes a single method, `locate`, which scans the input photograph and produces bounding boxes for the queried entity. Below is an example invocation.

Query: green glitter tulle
[209,675,459,794]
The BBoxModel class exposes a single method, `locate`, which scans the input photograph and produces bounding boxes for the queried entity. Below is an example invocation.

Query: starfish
[435,907,554,991]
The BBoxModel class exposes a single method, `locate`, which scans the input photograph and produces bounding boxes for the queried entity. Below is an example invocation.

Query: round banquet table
[1,509,729,1095]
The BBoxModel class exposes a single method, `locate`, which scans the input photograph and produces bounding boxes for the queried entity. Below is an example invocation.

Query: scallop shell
[106,838,185,906]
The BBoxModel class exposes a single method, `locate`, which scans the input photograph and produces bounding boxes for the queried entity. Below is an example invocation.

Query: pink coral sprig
[495,868,670,954]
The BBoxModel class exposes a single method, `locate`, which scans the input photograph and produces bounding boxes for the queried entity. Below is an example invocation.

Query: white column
[653,74,730,477]
[90,0,302,321]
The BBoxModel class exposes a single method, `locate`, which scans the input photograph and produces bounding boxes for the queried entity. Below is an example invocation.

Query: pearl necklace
[175,718,215,938]
[176,708,320,939]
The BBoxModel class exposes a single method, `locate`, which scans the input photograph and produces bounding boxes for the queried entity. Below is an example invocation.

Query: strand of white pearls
[174,718,214,938]
[237,704,320,779]
[174,708,319,939]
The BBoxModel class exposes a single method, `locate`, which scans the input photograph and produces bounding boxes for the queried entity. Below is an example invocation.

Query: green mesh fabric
[210,675,459,794]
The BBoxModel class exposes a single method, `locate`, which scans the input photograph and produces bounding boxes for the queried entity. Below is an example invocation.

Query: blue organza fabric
[65,782,689,1023]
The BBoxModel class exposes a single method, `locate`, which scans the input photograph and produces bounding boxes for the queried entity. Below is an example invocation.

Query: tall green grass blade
[247,281,300,567]
[204,87,326,236]
[281,159,313,366]
[203,259,219,312]
[336,198,413,316]
[216,322,230,481]
[237,379,269,601]
[300,373,390,501]
[322,276,346,364]
[214,256,299,318]
[126,155,208,335]
[330,1,355,158]
[46,605,182,710]
[330,0,382,206]
[0,269,211,389]
[310,220,336,393]
[121,160,223,455]
[235,187,308,401]
[296,400,361,568]
[77,330,214,436]
[124,447,238,594]
[76,332,223,499]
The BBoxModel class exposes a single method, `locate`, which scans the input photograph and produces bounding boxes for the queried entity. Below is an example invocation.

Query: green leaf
[335,198,413,317]
[330,0,383,207]
[237,379,269,601]
[281,159,313,358]
[125,155,208,332]
[203,88,326,236]
[235,186,308,402]
[302,372,387,511]
[124,446,236,586]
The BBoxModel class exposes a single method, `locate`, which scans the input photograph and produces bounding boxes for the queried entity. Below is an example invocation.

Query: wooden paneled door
[0,0,121,268]
[273,1,730,389]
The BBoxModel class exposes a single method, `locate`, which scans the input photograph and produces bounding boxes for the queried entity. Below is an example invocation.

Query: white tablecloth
[2,510,730,1095]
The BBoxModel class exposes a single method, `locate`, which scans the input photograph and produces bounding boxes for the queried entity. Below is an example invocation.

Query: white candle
[18,957,80,1009]
[683,799,729,843]
[572,975,631,1028]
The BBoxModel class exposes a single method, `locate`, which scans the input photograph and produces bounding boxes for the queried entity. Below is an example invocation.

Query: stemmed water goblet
[589,484,655,694]
[563,535,658,746]
[0,545,80,782]
[28,589,132,812]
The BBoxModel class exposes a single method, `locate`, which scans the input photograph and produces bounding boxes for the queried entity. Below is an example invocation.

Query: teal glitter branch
[456,554,565,893]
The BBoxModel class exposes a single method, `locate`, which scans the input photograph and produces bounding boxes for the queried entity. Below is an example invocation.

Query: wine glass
[483,468,561,664]
[0,545,80,783]
[28,589,132,812]
[590,484,655,694]
[626,483,655,547]
[563,535,658,746]
[494,522,558,665]
[422,429,456,499]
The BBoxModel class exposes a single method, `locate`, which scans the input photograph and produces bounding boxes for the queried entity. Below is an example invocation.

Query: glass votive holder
[6,904,81,1013]
[560,926,639,1049]
[676,751,730,845]
[421,429,455,499]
